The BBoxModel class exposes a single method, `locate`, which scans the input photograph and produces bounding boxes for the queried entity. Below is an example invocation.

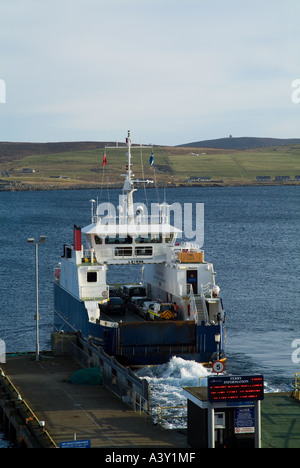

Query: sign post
[254,400,261,449]
[207,403,215,448]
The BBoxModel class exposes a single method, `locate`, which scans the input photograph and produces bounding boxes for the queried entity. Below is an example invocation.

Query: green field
[0,146,171,186]
[1,144,300,188]
[167,146,300,181]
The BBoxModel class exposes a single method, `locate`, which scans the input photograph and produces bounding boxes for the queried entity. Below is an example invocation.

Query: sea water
[0,185,299,435]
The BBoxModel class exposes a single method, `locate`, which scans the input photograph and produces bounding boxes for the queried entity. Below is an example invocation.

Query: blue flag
[149,152,154,166]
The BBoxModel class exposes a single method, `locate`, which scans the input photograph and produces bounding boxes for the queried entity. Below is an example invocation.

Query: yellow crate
[178,251,204,263]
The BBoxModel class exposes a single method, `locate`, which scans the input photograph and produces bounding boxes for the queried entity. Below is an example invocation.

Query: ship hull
[54,283,225,367]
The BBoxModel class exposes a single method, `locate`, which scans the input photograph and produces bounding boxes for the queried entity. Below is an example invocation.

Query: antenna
[121,130,136,223]
[90,199,96,222]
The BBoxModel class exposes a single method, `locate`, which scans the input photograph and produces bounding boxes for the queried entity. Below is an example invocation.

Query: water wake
[136,356,213,409]
[137,356,294,416]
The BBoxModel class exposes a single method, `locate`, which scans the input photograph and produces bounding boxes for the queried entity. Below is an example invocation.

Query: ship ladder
[194,296,209,324]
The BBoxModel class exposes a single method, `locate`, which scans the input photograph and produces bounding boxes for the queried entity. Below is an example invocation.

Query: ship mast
[122,130,136,224]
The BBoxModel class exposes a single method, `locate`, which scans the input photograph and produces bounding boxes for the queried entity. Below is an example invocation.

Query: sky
[0,0,299,146]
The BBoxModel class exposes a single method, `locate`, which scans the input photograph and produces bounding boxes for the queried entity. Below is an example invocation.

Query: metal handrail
[157,404,187,430]
[69,341,150,416]
[0,366,57,448]
[294,373,300,401]
[156,377,208,430]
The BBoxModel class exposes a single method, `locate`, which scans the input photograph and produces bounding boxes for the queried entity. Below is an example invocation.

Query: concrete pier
[1,351,300,449]
[0,353,188,449]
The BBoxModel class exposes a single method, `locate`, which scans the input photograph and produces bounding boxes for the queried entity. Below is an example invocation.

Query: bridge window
[94,235,102,245]
[135,234,163,243]
[105,235,133,244]
[87,272,97,282]
[114,247,133,257]
[164,234,174,243]
[135,247,153,256]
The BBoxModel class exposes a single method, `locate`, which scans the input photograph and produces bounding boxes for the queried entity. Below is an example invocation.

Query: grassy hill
[167,145,300,182]
[0,141,112,162]
[179,137,300,150]
[0,140,299,189]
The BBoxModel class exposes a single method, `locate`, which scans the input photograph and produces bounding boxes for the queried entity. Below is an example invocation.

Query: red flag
[102,153,107,167]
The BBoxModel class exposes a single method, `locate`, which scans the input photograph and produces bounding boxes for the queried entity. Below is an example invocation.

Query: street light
[27,236,47,361]
[214,333,221,362]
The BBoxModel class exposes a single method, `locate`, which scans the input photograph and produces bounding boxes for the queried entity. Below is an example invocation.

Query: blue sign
[235,407,255,434]
[60,439,91,448]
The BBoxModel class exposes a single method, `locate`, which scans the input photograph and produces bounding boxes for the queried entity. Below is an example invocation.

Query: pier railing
[68,335,150,416]
[0,366,57,448]
[156,404,187,430]
[294,373,300,401]
[156,377,208,430]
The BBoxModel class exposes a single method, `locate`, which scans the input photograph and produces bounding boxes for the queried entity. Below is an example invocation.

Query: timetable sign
[208,375,264,403]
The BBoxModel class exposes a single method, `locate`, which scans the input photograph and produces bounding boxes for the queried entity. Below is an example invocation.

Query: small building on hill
[256,176,271,182]
[22,168,36,174]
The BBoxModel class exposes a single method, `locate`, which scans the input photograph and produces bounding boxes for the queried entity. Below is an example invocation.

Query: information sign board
[234,407,255,433]
[60,439,91,448]
[207,375,264,403]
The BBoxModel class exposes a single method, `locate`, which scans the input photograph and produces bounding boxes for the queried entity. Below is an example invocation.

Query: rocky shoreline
[0,180,299,192]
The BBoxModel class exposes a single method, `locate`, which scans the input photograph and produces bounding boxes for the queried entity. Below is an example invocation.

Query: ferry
[54,131,226,367]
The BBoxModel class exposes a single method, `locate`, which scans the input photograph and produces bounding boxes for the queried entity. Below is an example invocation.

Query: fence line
[68,336,150,416]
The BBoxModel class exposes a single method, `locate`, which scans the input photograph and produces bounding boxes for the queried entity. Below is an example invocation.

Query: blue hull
[54,283,226,367]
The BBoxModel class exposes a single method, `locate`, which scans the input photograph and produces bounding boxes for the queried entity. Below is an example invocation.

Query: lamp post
[27,236,46,361]
[215,333,221,361]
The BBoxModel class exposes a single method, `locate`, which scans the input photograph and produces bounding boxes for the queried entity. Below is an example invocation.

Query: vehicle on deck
[127,296,152,314]
[101,297,126,316]
[121,284,147,304]
[143,302,178,321]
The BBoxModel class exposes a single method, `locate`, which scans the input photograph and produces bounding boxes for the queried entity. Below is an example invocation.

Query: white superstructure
[54,130,226,366]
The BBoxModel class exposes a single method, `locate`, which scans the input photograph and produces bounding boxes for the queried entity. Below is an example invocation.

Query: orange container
[178,251,204,263]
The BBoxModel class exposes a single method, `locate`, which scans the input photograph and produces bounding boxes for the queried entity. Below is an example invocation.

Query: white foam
[136,357,218,428]
[136,356,213,410]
